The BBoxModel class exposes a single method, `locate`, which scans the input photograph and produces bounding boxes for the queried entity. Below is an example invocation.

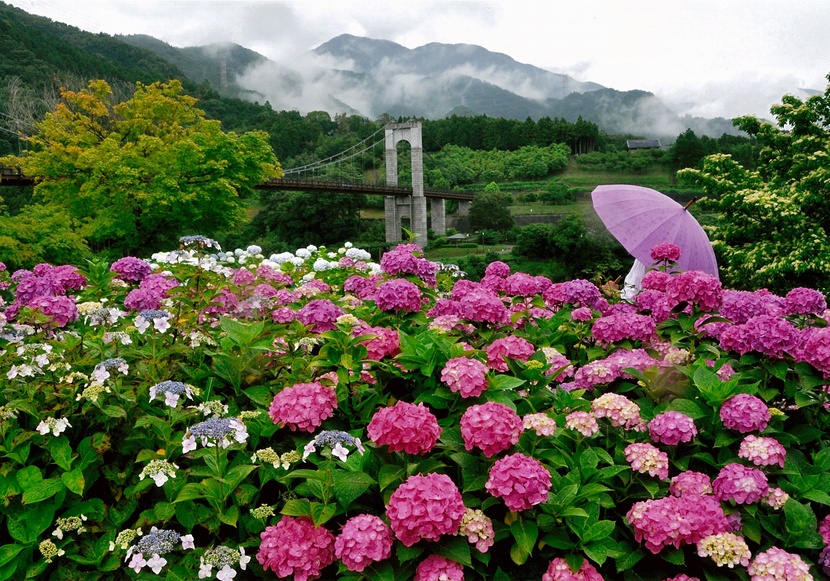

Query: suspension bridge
[0,121,473,247]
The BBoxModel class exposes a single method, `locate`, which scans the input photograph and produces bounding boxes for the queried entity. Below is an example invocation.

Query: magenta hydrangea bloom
[334,514,394,573]
[543,279,603,309]
[484,260,510,278]
[385,473,465,546]
[738,435,787,468]
[257,516,335,581]
[414,555,464,581]
[720,290,777,324]
[458,288,510,326]
[542,557,604,581]
[626,495,729,553]
[355,325,401,361]
[343,274,380,300]
[268,382,337,432]
[666,270,723,312]
[367,401,441,455]
[110,256,152,282]
[379,244,438,285]
[747,547,813,581]
[663,576,701,581]
[650,242,682,263]
[719,393,770,433]
[670,471,713,497]
[648,411,697,445]
[26,295,78,327]
[440,357,489,398]
[503,272,541,297]
[800,327,830,374]
[784,287,827,316]
[591,313,656,343]
[713,463,769,504]
[635,289,673,322]
[624,442,669,480]
[460,402,523,457]
[374,278,423,312]
[296,299,343,332]
[485,335,535,372]
[641,270,673,292]
[485,452,551,511]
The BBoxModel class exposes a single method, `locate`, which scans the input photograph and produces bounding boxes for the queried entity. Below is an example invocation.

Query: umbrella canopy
[591,184,719,278]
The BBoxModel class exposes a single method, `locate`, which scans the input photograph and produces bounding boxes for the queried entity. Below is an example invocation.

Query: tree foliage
[679,73,830,294]
[1,79,280,259]
[469,183,515,233]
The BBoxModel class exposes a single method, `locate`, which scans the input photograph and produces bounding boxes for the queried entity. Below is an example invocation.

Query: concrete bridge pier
[457,200,471,216]
[385,121,428,247]
[430,199,446,235]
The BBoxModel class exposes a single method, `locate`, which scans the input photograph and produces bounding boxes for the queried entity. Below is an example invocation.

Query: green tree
[679,73,830,293]
[469,183,515,233]
[0,204,91,269]
[670,128,706,170]
[1,79,280,258]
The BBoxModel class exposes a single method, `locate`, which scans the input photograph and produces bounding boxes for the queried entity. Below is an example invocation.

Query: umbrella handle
[683,198,697,210]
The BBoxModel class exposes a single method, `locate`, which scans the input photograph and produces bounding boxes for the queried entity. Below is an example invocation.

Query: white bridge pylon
[384,121,445,247]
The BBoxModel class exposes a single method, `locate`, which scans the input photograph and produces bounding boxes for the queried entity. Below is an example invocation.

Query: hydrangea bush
[2,239,830,580]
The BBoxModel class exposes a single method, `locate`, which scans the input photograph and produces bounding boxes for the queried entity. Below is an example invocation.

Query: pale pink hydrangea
[457,508,494,553]
[367,401,442,455]
[296,299,343,332]
[334,514,394,572]
[485,335,535,371]
[485,452,551,511]
[460,402,523,457]
[414,554,464,581]
[591,313,656,343]
[738,435,787,468]
[747,547,813,581]
[385,473,465,546]
[374,278,423,312]
[257,516,335,581]
[542,347,574,380]
[670,471,713,497]
[542,557,604,581]
[440,357,489,398]
[565,411,599,437]
[651,242,681,263]
[626,495,729,553]
[666,270,723,312]
[591,393,645,431]
[763,487,790,510]
[648,411,697,445]
[720,393,770,433]
[696,532,751,568]
[524,413,557,436]
[624,442,669,480]
[268,382,337,432]
[713,463,769,505]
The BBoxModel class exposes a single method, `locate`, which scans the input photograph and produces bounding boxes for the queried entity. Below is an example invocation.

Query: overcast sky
[6,0,829,119]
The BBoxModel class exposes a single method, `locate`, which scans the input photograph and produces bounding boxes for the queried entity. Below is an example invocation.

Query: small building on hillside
[626,139,662,151]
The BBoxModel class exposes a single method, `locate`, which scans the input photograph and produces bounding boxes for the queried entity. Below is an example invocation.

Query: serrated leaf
[280,499,312,518]
[60,468,85,496]
[433,535,472,567]
[21,478,64,505]
[310,502,336,526]
[174,482,205,503]
[47,436,74,471]
[581,520,615,543]
[243,385,273,406]
[332,471,374,510]
[218,505,239,527]
[510,519,538,557]
[15,466,42,490]
[395,543,424,564]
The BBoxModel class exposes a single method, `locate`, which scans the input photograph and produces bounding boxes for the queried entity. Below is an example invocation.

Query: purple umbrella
[591,184,718,278]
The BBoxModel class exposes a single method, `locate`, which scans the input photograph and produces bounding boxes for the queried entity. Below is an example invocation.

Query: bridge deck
[0,167,475,200]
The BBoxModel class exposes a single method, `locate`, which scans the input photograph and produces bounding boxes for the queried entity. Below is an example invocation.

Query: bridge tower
[384,121,445,247]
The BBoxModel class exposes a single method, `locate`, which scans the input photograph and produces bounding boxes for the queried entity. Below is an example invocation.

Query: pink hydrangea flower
[460,402,523,457]
[485,335,535,372]
[110,256,152,282]
[268,382,337,432]
[385,473,465,546]
[414,554,464,581]
[738,435,787,468]
[484,261,510,278]
[626,495,729,553]
[648,411,697,445]
[543,347,574,380]
[524,413,557,436]
[459,288,509,326]
[565,411,599,437]
[440,357,489,398]
[747,547,813,581]
[380,244,438,285]
[542,557,604,581]
[713,463,769,504]
[641,270,673,292]
[458,508,494,553]
[503,272,541,297]
[257,516,335,581]
[763,487,790,510]
[485,452,551,511]
[591,393,645,431]
[784,287,826,316]
[719,393,770,433]
[296,299,343,332]
[591,313,657,343]
[26,295,78,327]
[571,306,594,322]
[651,242,682,263]
[355,325,401,360]
[367,401,441,454]
[663,576,701,581]
[666,270,723,312]
[819,514,830,545]
[635,289,673,322]
[374,278,423,312]
[334,514,394,572]
[800,327,830,375]
[670,471,713,497]
[624,442,669,480]
[543,279,603,309]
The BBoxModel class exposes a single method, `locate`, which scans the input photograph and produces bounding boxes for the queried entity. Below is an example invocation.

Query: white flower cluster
[37,417,71,437]
[182,417,248,453]
[7,343,53,380]
[139,459,179,487]
[199,545,251,580]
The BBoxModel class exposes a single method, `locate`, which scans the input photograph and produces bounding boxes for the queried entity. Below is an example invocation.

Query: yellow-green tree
[1,79,281,259]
